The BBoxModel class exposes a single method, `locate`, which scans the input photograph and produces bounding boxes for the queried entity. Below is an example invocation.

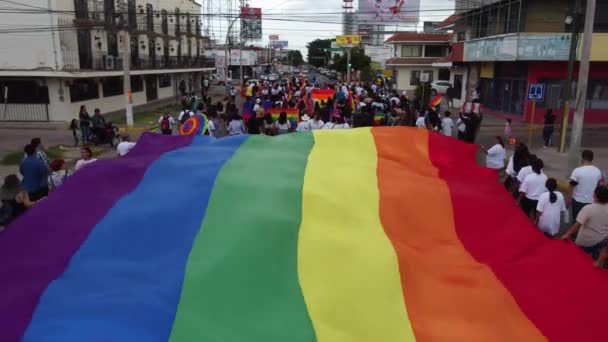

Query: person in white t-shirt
[516,154,538,184]
[455,116,466,140]
[309,113,325,130]
[253,98,262,113]
[519,158,547,219]
[297,115,312,132]
[536,178,567,237]
[482,136,506,170]
[116,134,136,157]
[415,113,427,129]
[562,186,608,267]
[441,111,454,137]
[178,108,193,127]
[74,147,98,172]
[570,150,603,221]
[333,116,350,129]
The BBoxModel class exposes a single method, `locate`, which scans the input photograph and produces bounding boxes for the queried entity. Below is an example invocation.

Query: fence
[0,104,49,122]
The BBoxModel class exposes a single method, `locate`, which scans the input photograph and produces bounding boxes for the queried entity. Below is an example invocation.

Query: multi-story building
[442,0,608,123]
[385,33,453,94]
[0,0,215,122]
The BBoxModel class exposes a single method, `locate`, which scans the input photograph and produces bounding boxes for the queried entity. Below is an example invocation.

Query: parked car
[431,80,451,95]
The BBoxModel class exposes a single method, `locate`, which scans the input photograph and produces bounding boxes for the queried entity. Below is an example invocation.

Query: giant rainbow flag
[1,128,608,341]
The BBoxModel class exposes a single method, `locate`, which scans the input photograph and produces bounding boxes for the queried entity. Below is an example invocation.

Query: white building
[0,0,215,122]
[385,32,453,93]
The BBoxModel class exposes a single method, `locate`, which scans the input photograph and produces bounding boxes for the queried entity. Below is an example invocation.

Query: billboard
[240,7,262,39]
[357,0,420,24]
[270,40,288,48]
[336,35,361,46]
[269,34,279,41]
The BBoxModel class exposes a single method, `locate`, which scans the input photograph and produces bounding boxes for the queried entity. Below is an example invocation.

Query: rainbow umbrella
[179,114,208,136]
[1,128,607,342]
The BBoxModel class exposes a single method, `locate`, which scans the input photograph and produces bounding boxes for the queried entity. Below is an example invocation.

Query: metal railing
[0,104,49,122]
[62,50,215,71]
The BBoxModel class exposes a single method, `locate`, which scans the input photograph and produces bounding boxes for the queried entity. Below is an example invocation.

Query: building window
[131,76,144,92]
[161,9,168,34]
[588,80,608,109]
[410,70,421,85]
[70,79,99,103]
[0,80,49,104]
[102,77,124,97]
[401,45,422,57]
[159,74,171,88]
[425,45,447,57]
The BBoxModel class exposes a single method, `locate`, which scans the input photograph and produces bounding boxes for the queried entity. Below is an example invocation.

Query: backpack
[161,116,171,131]
[180,111,192,124]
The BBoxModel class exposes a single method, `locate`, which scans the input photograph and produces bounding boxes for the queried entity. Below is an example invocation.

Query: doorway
[145,75,158,101]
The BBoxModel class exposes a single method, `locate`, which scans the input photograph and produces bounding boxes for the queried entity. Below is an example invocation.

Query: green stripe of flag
[170,133,316,342]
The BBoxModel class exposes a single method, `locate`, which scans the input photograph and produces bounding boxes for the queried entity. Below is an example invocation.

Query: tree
[287,50,304,66]
[331,48,372,80]
[306,39,332,67]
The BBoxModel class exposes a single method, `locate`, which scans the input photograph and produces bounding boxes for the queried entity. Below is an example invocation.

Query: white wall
[394,66,439,92]
[46,74,181,122]
[0,0,59,70]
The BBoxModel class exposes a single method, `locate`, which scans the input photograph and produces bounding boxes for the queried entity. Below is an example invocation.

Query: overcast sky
[207,0,454,57]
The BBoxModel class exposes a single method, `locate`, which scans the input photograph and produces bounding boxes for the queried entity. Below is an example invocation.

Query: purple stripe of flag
[0,133,193,342]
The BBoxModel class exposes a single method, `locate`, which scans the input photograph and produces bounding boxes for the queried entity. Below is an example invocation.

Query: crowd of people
[159,76,484,142]
[0,133,136,231]
[498,140,608,267]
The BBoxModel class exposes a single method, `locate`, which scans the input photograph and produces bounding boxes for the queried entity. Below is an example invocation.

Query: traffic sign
[528,83,544,101]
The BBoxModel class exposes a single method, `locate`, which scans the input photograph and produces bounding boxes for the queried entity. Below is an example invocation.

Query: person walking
[75,147,98,172]
[536,178,567,237]
[482,136,506,170]
[441,111,454,137]
[20,144,48,201]
[78,105,91,145]
[562,186,608,267]
[227,114,246,136]
[48,159,70,191]
[519,158,547,219]
[543,109,556,148]
[570,150,603,221]
[158,112,175,135]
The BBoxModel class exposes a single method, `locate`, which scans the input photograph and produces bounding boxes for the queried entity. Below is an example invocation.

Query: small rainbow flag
[267,107,299,127]
[374,112,386,125]
[430,94,442,112]
[1,129,606,341]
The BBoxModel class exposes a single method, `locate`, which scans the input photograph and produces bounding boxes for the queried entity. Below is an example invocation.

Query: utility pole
[568,0,596,173]
[346,47,352,83]
[224,17,239,82]
[121,0,133,127]
[559,0,582,153]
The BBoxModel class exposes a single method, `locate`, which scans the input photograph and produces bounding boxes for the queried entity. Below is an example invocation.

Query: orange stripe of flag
[372,127,546,341]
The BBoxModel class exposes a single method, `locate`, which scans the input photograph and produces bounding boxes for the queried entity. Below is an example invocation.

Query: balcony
[61,51,215,72]
[463,32,573,62]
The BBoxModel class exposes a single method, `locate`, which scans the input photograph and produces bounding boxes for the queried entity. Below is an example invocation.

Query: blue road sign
[528,83,545,101]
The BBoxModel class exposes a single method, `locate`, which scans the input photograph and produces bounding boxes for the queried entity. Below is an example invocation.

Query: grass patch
[113,105,181,126]
[1,145,65,166]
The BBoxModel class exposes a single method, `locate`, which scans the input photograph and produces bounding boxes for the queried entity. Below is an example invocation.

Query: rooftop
[385,32,453,44]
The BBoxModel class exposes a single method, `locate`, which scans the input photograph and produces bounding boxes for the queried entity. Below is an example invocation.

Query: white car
[431,80,451,95]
